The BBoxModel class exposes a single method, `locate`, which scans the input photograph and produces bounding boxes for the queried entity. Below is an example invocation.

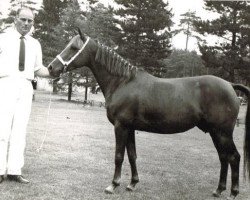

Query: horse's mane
[95,43,137,79]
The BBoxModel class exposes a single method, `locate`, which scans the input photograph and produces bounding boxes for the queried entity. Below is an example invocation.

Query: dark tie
[19,36,25,71]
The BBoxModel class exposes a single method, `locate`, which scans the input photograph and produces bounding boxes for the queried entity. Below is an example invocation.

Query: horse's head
[48,29,90,77]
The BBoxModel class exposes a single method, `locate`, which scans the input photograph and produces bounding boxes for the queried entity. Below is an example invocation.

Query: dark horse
[48,30,250,199]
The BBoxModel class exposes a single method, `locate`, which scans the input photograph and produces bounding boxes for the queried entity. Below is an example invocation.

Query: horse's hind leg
[210,131,229,196]
[126,130,139,191]
[105,123,128,194]
[210,131,240,199]
[228,142,240,199]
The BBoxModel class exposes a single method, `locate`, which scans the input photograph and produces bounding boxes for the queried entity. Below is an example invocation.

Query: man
[0,7,50,184]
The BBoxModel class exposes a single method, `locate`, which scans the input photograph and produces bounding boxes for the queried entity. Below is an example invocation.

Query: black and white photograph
[0,0,249,199]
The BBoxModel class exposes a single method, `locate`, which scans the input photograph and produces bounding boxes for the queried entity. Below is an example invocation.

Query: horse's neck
[90,61,125,101]
[88,41,130,101]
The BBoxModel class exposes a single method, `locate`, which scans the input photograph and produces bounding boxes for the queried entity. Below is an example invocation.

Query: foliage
[33,0,71,93]
[51,1,120,99]
[33,0,70,64]
[82,3,120,47]
[193,1,250,84]
[237,3,250,84]
[47,1,118,99]
[0,0,39,31]
[51,0,87,98]
[161,49,207,78]
[113,0,173,77]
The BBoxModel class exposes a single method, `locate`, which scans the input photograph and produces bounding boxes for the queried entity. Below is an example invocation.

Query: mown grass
[0,91,249,200]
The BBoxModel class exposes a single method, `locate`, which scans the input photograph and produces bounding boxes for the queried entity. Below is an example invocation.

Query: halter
[51,36,90,73]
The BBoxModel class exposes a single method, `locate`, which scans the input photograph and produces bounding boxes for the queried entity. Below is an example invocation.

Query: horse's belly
[134,119,196,134]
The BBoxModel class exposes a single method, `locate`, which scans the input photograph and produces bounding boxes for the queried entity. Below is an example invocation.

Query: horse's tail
[232,83,250,180]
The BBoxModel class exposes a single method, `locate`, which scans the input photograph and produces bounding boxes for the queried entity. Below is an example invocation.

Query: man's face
[15,9,34,36]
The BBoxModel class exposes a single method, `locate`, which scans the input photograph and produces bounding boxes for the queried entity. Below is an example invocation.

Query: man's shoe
[0,175,4,183]
[7,175,29,184]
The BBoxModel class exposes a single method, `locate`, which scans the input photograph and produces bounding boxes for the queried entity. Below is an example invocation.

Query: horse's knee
[128,153,137,162]
[115,154,124,165]
[228,151,240,165]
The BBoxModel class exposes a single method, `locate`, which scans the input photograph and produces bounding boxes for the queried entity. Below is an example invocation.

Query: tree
[237,4,250,84]
[34,0,70,64]
[79,2,120,101]
[114,0,173,77]
[34,0,70,93]
[1,0,39,31]
[60,2,120,101]
[52,1,119,101]
[83,3,120,47]
[193,1,250,83]
[161,49,207,78]
[52,0,88,100]
[174,11,202,51]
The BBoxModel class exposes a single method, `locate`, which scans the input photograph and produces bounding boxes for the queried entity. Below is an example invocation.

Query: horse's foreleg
[105,123,128,194]
[126,130,139,191]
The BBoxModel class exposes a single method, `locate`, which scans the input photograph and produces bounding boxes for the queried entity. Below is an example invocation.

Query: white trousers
[0,76,33,175]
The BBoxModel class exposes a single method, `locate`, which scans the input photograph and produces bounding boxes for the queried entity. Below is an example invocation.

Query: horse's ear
[77,27,86,41]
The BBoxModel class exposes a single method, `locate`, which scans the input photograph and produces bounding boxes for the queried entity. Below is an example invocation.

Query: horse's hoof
[227,194,237,200]
[212,190,221,197]
[104,185,115,194]
[126,184,135,192]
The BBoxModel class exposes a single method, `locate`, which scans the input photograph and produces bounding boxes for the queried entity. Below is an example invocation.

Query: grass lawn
[0,90,249,200]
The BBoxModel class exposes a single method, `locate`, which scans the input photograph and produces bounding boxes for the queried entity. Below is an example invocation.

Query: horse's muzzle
[47,65,60,78]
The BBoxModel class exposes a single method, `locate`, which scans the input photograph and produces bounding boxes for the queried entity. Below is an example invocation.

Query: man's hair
[16,7,34,18]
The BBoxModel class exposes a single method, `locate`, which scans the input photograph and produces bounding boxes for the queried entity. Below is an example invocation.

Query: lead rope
[36,89,53,153]
[36,75,66,153]
[36,35,87,152]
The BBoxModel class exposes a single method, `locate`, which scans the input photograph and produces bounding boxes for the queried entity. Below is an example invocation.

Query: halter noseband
[54,36,90,73]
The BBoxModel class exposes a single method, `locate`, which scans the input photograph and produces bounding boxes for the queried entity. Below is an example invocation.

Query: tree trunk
[52,80,58,93]
[68,72,73,101]
[185,22,190,51]
[84,73,89,102]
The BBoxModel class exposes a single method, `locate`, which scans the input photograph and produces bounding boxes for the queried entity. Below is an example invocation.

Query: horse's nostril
[48,65,52,72]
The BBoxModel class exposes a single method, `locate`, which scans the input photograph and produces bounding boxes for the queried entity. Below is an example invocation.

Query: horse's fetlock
[231,188,239,197]
[112,180,120,187]
[132,178,139,184]
[115,156,124,164]
[218,184,226,192]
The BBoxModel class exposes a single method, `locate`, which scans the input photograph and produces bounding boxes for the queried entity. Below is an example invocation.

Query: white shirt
[0,27,43,80]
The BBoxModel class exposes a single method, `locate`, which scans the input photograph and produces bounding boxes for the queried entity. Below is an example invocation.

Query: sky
[0,0,217,51]
[168,0,206,50]
[167,0,221,51]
